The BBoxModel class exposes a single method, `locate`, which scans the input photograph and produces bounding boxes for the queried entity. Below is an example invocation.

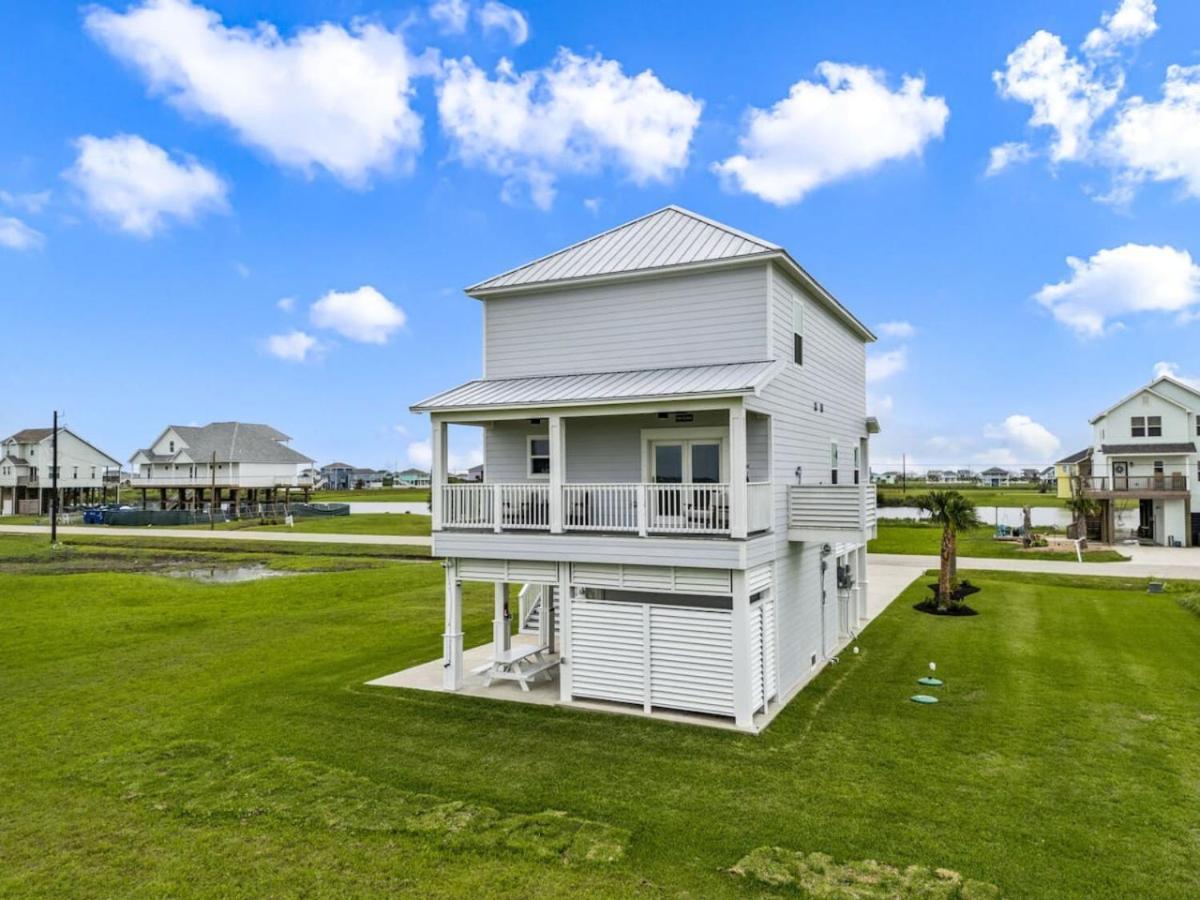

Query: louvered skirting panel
[747,562,773,595]
[649,607,734,717]
[570,600,646,705]
[762,597,778,702]
[750,604,765,712]
[570,562,732,595]
[456,558,558,583]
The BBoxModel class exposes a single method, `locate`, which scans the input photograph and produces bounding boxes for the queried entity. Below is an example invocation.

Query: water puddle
[161,563,300,583]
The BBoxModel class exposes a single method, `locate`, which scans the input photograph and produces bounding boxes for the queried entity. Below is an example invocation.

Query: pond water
[879,505,1143,531]
[163,564,300,584]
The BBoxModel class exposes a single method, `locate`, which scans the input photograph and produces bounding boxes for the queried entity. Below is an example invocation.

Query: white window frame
[830,440,839,485]
[527,434,550,479]
[791,294,804,366]
[1147,415,1162,437]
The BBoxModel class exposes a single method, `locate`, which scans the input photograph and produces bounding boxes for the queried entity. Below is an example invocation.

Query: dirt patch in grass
[730,847,1000,898]
[85,740,627,867]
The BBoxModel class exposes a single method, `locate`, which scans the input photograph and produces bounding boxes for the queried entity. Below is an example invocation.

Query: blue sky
[2,0,1199,472]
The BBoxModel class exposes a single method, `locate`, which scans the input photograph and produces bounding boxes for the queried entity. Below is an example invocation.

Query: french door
[651,439,724,524]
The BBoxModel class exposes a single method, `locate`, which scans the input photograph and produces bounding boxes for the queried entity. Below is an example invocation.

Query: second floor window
[528,436,550,477]
[792,296,804,365]
[1131,416,1145,437]
[853,446,860,485]
[830,441,839,485]
[1148,416,1162,437]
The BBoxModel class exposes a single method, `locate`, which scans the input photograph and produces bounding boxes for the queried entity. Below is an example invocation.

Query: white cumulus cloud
[277,296,295,312]
[429,0,469,33]
[477,1,528,46]
[1105,64,1200,200]
[437,49,702,209]
[310,285,407,343]
[983,414,1061,460]
[1035,243,1200,337]
[407,438,481,471]
[1083,0,1158,56]
[0,216,45,251]
[264,330,318,362]
[985,141,1035,176]
[85,0,425,187]
[0,189,51,214]
[876,320,916,339]
[866,346,907,384]
[1153,360,1200,389]
[64,134,227,237]
[712,62,948,205]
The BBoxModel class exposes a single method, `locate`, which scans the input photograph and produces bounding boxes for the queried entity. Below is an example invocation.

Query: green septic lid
[918,676,944,686]
[911,694,939,704]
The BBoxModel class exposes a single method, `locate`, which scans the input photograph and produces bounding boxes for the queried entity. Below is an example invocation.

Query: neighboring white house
[980,467,1011,486]
[129,422,314,507]
[411,206,878,732]
[1083,374,1200,547]
[0,427,121,515]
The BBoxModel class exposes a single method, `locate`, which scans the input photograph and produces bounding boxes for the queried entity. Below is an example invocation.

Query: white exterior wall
[753,262,869,696]
[483,265,769,378]
[1092,388,1200,506]
[0,431,118,489]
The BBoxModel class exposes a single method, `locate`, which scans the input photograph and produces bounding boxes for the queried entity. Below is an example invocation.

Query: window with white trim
[830,441,839,485]
[528,436,550,477]
[853,446,860,485]
[1147,416,1162,437]
[791,295,804,365]
[1131,416,1145,437]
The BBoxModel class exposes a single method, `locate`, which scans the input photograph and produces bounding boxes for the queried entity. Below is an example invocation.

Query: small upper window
[528,436,550,477]
[853,446,860,485]
[830,441,839,485]
[792,296,804,366]
[1147,416,1162,437]
[169,440,175,453]
[1131,416,1145,438]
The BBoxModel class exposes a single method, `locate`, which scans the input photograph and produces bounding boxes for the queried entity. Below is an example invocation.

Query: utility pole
[50,411,59,544]
[210,450,217,530]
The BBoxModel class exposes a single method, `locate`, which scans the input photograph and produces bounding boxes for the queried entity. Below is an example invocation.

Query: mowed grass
[870,521,1129,562]
[3,535,1199,897]
[312,488,430,503]
[198,512,432,537]
[878,483,1065,508]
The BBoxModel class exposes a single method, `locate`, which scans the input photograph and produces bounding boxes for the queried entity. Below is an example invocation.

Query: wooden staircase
[518,584,560,635]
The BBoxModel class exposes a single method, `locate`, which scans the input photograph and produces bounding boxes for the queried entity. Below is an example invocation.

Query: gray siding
[755,262,869,695]
[483,264,769,378]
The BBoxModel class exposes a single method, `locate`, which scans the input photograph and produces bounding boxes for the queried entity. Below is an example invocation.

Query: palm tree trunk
[938,526,953,611]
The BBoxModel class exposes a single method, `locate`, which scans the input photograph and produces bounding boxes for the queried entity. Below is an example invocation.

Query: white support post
[557,563,572,702]
[542,584,556,653]
[637,483,648,537]
[856,545,870,622]
[730,405,748,539]
[493,484,503,533]
[442,560,463,690]
[493,582,510,660]
[431,418,447,531]
[549,414,564,534]
[731,568,753,729]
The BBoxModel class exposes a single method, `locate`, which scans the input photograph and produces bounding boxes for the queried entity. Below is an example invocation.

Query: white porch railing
[787,483,876,541]
[441,482,771,537]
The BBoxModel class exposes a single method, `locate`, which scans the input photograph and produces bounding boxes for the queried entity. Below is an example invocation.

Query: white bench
[480,644,558,691]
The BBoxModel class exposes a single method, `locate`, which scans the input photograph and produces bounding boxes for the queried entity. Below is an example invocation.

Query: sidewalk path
[870,552,1200,581]
[0,524,431,547]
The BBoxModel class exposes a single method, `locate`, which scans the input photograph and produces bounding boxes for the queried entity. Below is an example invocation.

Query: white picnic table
[472,643,558,691]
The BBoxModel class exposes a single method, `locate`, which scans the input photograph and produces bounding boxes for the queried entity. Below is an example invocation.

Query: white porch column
[731,568,754,729]
[557,563,573,702]
[442,559,463,690]
[549,414,565,533]
[730,405,748,539]
[431,417,448,531]
[493,582,511,659]
[538,584,553,650]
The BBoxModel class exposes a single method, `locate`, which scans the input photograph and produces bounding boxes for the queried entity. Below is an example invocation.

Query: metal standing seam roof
[468,206,779,292]
[411,360,782,412]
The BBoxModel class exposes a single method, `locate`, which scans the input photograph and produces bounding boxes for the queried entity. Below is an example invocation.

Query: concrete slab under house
[384,206,881,733]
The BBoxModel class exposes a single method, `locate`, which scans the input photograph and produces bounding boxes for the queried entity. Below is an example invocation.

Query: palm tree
[916,490,982,610]
[1065,492,1100,541]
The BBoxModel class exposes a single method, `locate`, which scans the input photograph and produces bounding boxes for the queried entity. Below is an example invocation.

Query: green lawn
[878,483,1065,508]
[312,488,431,503]
[3,534,1199,896]
[250,512,431,536]
[870,521,1129,562]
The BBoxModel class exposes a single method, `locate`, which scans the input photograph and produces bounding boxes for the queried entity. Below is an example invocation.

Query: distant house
[1,426,121,515]
[980,467,1011,486]
[1019,468,1042,483]
[875,471,901,485]
[956,469,976,483]
[925,470,944,483]
[352,468,386,489]
[462,464,484,483]
[321,462,356,491]
[1054,448,1092,499]
[396,467,431,487]
[129,422,313,506]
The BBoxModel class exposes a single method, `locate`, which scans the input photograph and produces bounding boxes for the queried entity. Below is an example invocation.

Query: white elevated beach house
[411,207,879,732]
[129,422,315,508]
[1076,374,1200,547]
[0,426,121,515]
